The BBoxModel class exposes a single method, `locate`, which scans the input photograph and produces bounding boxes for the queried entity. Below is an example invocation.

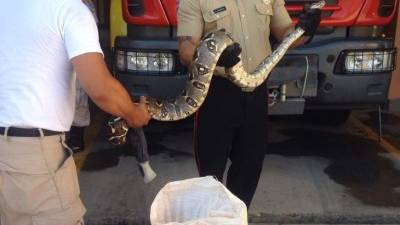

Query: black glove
[297,5,321,42]
[217,42,242,68]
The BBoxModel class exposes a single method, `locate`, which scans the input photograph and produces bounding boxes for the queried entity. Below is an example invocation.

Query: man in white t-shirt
[0,0,151,224]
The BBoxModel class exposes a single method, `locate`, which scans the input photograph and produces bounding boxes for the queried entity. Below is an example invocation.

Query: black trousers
[194,76,268,207]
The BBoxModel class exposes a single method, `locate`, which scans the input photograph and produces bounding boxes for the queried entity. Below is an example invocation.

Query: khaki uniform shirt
[177,0,292,74]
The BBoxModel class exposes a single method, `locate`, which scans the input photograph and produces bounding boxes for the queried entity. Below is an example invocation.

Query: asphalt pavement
[75,111,400,225]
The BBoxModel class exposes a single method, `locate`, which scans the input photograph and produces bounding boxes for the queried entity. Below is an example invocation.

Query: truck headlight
[337,49,396,74]
[115,50,175,72]
[127,52,148,71]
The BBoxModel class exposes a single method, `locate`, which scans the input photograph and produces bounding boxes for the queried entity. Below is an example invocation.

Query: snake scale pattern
[147,0,325,121]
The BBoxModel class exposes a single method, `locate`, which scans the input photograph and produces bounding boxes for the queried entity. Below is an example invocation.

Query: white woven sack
[150,176,247,225]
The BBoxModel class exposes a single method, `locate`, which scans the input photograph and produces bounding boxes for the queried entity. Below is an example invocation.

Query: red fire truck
[110,0,398,124]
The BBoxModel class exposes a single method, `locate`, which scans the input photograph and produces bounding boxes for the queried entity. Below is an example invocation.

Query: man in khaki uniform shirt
[177,0,320,207]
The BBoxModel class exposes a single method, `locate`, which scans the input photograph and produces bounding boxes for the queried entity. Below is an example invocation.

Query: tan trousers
[0,131,86,225]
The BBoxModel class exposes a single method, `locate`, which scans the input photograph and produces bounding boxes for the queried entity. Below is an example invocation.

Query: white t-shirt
[0,0,103,131]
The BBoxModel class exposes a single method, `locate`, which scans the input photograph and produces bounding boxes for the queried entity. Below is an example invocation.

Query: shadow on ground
[268,127,400,207]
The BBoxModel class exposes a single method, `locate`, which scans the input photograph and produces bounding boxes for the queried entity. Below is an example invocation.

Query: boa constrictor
[148,0,325,121]
[107,1,325,144]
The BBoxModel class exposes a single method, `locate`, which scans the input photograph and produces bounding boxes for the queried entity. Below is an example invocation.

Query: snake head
[106,116,129,146]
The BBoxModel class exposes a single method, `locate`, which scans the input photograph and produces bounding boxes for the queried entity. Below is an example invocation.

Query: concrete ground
[75,111,400,225]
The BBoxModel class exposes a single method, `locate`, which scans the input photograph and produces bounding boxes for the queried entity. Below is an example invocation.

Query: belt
[0,127,63,137]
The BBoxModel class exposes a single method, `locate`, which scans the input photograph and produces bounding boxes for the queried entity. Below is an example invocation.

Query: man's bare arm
[71,53,151,128]
[178,36,201,66]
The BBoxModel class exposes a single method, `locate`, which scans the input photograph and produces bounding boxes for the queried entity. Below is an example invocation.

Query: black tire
[303,110,351,125]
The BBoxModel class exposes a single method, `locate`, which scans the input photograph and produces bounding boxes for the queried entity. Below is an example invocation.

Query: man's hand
[126,96,151,128]
[216,43,242,68]
[297,5,321,38]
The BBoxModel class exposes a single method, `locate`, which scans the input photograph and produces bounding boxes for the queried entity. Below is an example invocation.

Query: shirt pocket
[201,1,232,34]
[255,0,274,31]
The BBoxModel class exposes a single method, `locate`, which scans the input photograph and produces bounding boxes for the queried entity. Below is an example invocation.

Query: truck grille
[285,0,338,18]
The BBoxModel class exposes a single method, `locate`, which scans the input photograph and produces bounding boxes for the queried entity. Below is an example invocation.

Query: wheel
[303,110,351,125]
